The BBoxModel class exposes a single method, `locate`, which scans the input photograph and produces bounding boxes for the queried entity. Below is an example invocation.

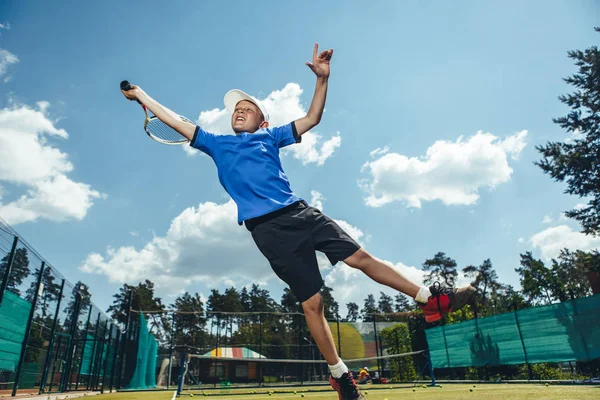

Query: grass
[96,383,600,400]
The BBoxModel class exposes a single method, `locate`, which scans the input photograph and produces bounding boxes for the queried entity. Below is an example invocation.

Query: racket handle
[120,80,133,91]
[120,80,143,105]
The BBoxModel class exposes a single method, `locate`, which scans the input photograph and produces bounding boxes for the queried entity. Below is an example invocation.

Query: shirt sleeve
[269,122,302,148]
[189,126,218,156]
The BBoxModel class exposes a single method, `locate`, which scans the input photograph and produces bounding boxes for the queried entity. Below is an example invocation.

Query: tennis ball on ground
[470,388,473,392]
[389,386,393,389]
[365,391,368,394]
[190,395,194,397]
[293,390,297,394]
[545,383,549,387]
[301,394,304,398]
[412,388,415,392]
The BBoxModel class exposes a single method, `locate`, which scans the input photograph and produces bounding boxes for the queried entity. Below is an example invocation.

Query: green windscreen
[0,291,31,372]
[125,312,157,389]
[426,295,600,368]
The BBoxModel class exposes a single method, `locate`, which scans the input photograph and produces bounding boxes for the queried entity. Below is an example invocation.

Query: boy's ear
[260,121,269,128]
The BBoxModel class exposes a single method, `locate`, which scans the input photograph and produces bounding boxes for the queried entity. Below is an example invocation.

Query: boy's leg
[301,292,340,365]
[343,248,476,322]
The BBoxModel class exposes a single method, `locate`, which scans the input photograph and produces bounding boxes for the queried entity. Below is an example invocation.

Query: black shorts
[245,201,361,303]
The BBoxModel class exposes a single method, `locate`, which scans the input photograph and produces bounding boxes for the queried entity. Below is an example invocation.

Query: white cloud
[360,130,527,208]
[185,83,341,166]
[529,225,600,261]
[369,146,389,158]
[80,199,276,289]
[0,103,104,224]
[542,215,552,224]
[310,190,325,211]
[0,49,18,83]
[129,231,139,237]
[518,237,525,243]
[0,23,10,30]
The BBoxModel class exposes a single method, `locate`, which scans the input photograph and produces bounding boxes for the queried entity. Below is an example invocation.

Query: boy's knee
[301,292,324,315]
[344,248,373,270]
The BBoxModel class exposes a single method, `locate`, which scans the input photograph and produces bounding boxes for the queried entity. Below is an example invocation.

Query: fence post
[109,326,121,392]
[167,312,175,389]
[94,319,108,390]
[336,315,342,358]
[60,285,84,392]
[75,305,93,390]
[0,236,19,305]
[372,316,382,379]
[39,278,66,394]
[101,323,113,393]
[116,290,133,390]
[12,261,46,396]
[87,312,101,390]
[513,303,532,380]
[258,314,263,385]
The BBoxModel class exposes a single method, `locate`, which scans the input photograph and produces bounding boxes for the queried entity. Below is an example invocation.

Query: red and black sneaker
[418,282,477,323]
[329,372,366,400]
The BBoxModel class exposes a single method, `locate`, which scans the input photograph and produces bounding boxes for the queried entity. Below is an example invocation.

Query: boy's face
[231,100,269,134]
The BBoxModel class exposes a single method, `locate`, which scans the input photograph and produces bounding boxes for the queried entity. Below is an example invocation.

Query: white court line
[171,390,177,400]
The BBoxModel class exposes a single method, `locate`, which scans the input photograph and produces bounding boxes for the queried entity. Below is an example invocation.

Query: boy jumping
[121,43,475,400]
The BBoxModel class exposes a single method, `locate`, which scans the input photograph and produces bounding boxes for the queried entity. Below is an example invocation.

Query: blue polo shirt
[190,122,303,225]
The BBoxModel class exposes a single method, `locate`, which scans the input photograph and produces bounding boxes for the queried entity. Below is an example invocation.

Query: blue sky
[1,0,599,314]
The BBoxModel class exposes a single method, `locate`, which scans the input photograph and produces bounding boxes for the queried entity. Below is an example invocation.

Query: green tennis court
[97,384,599,400]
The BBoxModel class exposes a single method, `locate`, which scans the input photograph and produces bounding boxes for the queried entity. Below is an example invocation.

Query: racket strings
[145,116,192,144]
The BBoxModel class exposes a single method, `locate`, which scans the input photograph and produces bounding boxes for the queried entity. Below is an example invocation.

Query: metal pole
[60,287,83,392]
[0,236,19,305]
[258,314,263,385]
[75,306,93,390]
[48,334,63,393]
[167,312,175,389]
[372,316,382,380]
[39,279,66,394]
[12,261,46,396]
[108,327,121,392]
[101,323,113,393]
[116,290,134,390]
[87,313,102,390]
[92,318,107,390]
[336,316,342,358]
[513,303,532,380]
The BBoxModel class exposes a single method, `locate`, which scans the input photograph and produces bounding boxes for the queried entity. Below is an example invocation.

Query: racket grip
[120,80,133,91]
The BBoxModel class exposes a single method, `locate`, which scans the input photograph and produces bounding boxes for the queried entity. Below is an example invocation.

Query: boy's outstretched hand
[306,43,333,78]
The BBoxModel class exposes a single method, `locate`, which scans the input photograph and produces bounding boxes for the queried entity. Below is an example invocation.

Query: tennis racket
[120,80,192,145]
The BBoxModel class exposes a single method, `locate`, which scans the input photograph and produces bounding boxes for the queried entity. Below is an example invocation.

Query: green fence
[0,217,124,395]
[425,295,600,369]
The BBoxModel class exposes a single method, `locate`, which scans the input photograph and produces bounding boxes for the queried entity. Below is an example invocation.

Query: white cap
[363,367,369,371]
[224,89,270,122]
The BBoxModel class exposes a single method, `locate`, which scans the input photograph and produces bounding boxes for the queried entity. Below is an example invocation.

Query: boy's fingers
[313,43,319,58]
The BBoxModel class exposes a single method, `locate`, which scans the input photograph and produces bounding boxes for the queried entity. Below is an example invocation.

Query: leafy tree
[345,302,359,322]
[378,292,394,318]
[394,293,413,312]
[63,282,92,332]
[321,285,340,319]
[26,266,62,335]
[535,27,600,236]
[107,280,167,338]
[379,323,417,381]
[172,292,206,347]
[422,252,458,288]
[281,288,301,314]
[463,259,500,314]
[515,253,553,305]
[0,247,31,295]
[360,294,379,322]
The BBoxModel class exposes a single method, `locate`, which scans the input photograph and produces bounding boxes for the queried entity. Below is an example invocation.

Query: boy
[121,43,475,400]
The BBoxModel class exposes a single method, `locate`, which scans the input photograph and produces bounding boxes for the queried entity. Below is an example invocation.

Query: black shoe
[329,372,366,400]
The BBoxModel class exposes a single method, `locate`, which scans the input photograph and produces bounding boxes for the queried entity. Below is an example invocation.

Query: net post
[176,352,187,397]
[12,261,46,396]
[0,235,19,306]
[426,350,436,386]
[39,278,66,394]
